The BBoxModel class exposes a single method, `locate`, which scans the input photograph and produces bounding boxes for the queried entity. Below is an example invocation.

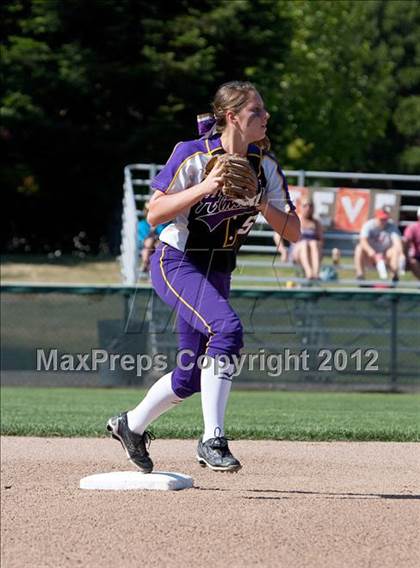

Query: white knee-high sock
[127,372,182,434]
[201,357,234,442]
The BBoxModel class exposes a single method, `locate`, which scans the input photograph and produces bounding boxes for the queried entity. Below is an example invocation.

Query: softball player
[107,81,300,472]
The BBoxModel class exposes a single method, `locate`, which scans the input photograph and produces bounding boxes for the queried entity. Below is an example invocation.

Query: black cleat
[196,433,242,472]
[107,412,154,473]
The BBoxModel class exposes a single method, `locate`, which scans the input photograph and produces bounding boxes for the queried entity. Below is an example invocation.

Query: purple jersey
[151,134,295,272]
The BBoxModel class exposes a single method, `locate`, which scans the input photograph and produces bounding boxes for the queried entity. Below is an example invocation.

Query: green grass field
[1,388,419,441]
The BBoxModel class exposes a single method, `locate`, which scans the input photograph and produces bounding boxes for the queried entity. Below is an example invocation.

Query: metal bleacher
[120,164,420,287]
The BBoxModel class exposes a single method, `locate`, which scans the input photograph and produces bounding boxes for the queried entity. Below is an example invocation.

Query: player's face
[235,91,270,143]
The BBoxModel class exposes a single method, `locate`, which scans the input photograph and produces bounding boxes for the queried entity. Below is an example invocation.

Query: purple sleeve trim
[150,180,169,192]
[150,140,204,193]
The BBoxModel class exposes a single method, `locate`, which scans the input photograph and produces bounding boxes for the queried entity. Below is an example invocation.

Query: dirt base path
[2,438,420,568]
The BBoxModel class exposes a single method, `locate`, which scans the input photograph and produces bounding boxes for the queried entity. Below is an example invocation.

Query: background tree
[0,0,292,251]
[276,0,394,170]
[1,0,418,252]
[370,0,420,172]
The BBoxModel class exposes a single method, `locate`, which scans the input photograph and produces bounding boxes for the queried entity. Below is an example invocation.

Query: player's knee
[220,314,243,337]
[212,315,243,353]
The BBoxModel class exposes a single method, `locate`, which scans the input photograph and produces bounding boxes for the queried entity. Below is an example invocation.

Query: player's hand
[198,161,224,196]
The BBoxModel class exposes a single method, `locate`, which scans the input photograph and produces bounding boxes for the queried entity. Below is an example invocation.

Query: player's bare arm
[147,162,224,226]
[258,202,301,243]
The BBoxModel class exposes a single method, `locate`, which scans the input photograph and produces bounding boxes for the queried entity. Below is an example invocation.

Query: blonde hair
[212,81,271,151]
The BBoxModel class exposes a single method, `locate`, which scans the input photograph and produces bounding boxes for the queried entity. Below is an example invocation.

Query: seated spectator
[137,202,168,277]
[403,207,420,280]
[289,199,324,280]
[354,206,403,282]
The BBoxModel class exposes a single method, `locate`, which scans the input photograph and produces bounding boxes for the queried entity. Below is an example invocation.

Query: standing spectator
[290,199,324,280]
[403,207,420,279]
[354,206,403,282]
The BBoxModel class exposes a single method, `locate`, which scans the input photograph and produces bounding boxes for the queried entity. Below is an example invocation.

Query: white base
[80,471,193,491]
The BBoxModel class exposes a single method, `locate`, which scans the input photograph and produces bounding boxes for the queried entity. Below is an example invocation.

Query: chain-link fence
[1,285,419,391]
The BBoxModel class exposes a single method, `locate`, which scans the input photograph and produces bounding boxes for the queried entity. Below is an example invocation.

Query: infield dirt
[2,438,419,567]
